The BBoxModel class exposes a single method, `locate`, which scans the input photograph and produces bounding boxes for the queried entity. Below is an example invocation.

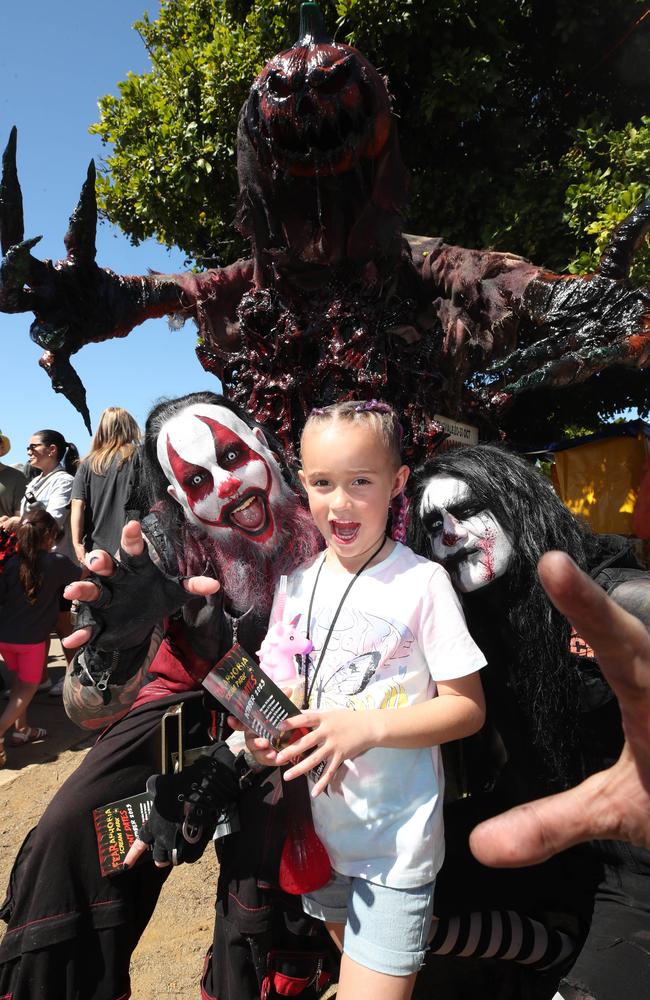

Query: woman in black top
[71,406,142,560]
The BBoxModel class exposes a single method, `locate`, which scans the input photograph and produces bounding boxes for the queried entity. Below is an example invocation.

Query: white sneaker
[49,676,66,697]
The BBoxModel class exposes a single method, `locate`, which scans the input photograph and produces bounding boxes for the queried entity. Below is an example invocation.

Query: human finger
[122,837,151,868]
[63,580,101,603]
[309,758,342,798]
[151,840,173,868]
[281,712,317,732]
[282,744,327,781]
[85,550,115,576]
[182,575,221,597]
[62,626,92,650]
[469,767,610,867]
[119,519,145,558]
[275,728,318,766]
[538,551,650,704]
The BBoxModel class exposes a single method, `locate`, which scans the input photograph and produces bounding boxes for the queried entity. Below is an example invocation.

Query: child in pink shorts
[0,509,82,767]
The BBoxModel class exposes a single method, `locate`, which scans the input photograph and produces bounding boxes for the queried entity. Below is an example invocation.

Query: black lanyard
[301,536,387,709]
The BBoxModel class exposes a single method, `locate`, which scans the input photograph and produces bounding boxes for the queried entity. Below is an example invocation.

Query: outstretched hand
[470,550,650,867]
[63,520,220,651]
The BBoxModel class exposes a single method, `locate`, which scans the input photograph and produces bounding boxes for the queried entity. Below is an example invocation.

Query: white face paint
[156,403,286,544]
[419,474,514,593]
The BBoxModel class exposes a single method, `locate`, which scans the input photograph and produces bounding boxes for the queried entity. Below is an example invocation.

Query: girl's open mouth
[330,520,361,544]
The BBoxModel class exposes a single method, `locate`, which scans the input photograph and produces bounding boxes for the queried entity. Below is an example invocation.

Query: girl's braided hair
[302,399,409,542]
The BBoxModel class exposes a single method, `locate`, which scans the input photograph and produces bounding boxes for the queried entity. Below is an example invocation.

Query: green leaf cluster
[91,1,300,266]
[92,1,650,276]
[563,117,650,283]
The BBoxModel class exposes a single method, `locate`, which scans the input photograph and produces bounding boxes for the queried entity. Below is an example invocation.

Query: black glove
[75,535,192,651]
[137,742,243,866]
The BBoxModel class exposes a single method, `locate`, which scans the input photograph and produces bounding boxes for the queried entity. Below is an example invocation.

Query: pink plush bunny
[256,612,314,686]
[257,576,314,690]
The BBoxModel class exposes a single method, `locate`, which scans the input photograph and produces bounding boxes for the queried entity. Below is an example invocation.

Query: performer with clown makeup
[0,391,334,1000]
[411,444,650,1000]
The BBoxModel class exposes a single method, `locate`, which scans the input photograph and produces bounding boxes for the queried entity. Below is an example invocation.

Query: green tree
[92,0,650,274]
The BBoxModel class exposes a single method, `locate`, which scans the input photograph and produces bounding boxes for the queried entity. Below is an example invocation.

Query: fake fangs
[229,493,267,532]
[331,520,361,543]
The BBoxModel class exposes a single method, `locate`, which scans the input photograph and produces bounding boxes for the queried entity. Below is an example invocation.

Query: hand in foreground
[470,550,650,867]
[63,520,220,651]
[122,745,240,870]
[275,708,373,797]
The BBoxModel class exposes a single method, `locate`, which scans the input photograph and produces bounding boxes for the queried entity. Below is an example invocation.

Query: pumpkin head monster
[244,3,392,178]
[235,3,407,278]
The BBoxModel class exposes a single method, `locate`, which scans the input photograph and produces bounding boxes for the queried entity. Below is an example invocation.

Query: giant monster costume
[1,4,650,451]
[0,391,338,1000]
[412,444,650,1000]
[3,3,650,998]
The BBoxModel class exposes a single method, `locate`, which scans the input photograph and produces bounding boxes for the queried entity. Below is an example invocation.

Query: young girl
[246,400,487,1000]
[0,509,82,767]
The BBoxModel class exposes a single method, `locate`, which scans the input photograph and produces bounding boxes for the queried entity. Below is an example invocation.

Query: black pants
[560,843,650,1000]
[0,693,339,1000]
[0,693,200,1000]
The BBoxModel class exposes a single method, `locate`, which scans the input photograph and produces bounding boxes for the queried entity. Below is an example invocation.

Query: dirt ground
[0,644,221,999]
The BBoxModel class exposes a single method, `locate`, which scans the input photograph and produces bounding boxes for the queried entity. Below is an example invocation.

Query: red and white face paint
[419,474,513,593]
[157,404,285,545]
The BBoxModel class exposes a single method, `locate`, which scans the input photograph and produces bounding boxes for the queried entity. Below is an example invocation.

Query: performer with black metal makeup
[412,443,650,1000]
[0,390,334,1000]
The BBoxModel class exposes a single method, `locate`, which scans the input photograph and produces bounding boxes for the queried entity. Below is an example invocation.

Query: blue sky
[1,1,221,465]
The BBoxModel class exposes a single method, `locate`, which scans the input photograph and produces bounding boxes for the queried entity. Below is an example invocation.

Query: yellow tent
[550,423,650,536]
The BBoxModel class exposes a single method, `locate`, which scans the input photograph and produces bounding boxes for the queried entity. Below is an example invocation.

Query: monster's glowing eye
[267,69,293,98]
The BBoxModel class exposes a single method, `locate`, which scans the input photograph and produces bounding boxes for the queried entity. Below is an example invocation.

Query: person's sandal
[9,726,47,747]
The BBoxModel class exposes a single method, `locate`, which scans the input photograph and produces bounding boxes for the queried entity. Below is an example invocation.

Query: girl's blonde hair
[301,400,409,542]
[85,407,141,475]
[300,399,403,468]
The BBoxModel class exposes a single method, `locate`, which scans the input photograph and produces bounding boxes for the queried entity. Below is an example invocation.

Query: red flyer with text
[92,790,153,876]
[202,642,301,746]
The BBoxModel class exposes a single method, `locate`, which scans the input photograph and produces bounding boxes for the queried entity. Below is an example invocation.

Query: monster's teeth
[232,495,255,514]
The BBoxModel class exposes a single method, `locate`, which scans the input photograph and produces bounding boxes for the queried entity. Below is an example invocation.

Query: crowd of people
[1,394,650,1000]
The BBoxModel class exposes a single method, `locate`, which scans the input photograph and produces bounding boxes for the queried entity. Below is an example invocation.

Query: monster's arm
[1,129,252,431]
[410,196,650,405]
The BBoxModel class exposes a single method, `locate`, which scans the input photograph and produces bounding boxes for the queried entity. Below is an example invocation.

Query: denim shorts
[302,871,435,976]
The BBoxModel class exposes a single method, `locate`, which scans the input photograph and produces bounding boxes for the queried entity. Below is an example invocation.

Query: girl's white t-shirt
[277,542,486,888]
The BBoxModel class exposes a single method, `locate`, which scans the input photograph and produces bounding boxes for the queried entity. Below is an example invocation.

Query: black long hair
[34,430,79,475]
[411,444,601,790]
